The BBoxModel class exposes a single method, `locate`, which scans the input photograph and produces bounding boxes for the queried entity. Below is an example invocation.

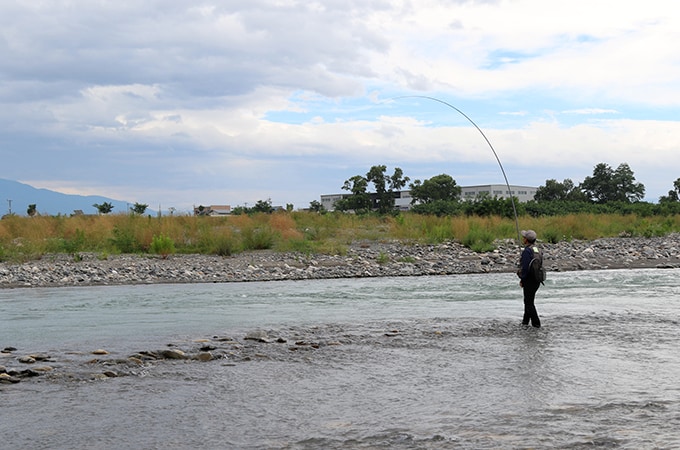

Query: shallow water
[2,269,680,449]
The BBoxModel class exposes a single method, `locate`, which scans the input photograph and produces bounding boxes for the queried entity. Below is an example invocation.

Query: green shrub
[62,228,86,253]
[110,225,141,253]
[210,234,239,256]
[242,226,275,250]
[461,226,496,252]
[541,228,560,244]
[150,234,176,259]
[424,224,455,244]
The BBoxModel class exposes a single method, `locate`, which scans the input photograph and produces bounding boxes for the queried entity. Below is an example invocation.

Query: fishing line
[388,95,521,243]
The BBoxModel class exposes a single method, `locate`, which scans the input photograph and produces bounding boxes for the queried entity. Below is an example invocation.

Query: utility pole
[7,199,11,215]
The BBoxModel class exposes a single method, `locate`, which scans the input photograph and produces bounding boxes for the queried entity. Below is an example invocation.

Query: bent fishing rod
[389,95,522,244]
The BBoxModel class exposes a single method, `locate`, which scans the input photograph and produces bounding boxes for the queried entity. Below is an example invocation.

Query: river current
[1,268,679,449]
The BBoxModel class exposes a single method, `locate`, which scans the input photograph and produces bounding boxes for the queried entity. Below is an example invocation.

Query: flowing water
[1,269,680,449]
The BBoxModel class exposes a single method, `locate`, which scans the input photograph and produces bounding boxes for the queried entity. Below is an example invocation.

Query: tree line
[322,162,680,217]
[23,202,151,216]
[18,162,679,218]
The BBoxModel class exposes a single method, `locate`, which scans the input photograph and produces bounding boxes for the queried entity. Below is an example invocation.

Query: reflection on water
[1,269,680,449]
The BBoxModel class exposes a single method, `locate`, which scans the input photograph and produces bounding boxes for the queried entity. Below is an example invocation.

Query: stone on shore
[1,235,679,289]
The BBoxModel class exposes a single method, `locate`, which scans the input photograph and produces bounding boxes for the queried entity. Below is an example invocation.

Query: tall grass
[1,211,679,262]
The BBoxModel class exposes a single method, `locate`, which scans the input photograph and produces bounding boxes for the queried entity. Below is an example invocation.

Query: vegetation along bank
[4,157,680,288]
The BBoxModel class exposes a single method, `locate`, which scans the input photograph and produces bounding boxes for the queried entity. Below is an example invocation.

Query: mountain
[0,179,130,216]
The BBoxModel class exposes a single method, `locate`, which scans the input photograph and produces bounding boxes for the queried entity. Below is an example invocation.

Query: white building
[320,194,346,212]
[320,184,537,211]
[460,184,538,203]
[193,205,231,216]
[320,191,414,212]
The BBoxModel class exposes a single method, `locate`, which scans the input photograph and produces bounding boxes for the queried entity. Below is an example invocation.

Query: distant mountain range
[0,178,130,216]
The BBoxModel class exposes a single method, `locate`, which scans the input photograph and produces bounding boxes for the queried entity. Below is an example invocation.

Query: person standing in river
[518,229,541,328]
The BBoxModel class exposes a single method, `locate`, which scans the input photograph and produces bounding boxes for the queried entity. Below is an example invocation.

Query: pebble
[1,235,679,289]
[195,352,213,362]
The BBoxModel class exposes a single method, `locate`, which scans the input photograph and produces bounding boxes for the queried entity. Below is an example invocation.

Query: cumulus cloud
[1,0,680,209]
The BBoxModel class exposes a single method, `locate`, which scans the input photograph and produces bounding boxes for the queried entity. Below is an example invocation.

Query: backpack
[529,246,546,285]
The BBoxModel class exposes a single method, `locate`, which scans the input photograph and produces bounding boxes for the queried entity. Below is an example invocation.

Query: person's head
[521,229,537,244]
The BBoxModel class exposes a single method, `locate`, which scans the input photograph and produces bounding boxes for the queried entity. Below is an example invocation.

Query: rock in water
[160,349,186,360]
[244,330,270,343]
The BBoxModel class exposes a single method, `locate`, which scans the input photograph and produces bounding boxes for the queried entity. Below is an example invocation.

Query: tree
[534,178,587,202]
[580,163,614,203]
[309,200,326,213]
[252,199,274,213]
[27,204,37,217]
[366,165,410,214]
[463,192,525,218]
[409,174,461,204]
[659,178,680,203]
[130,202,149,215]
[336,175,372,212]
[336,166,410,214]
[93,202,114,215]
[612,163,645,202]
[581,163,645,203]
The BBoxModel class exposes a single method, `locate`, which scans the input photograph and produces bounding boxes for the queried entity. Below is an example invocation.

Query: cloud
[562,109,619,115]
[1,0,680,210]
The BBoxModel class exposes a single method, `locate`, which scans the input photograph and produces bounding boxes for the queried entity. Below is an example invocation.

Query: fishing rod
[389,95,522,244]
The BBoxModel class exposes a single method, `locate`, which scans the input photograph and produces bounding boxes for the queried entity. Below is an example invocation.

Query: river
[2,268,679,449]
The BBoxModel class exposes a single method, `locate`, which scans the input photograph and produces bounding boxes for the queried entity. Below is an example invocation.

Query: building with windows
[320,184,537,211]
[319,194,345,212]
[193,205,231,216]
[460,184,538,203]
[320,190,414,212]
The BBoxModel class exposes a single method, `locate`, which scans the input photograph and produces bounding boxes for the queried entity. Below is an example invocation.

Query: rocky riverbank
[2,234,680,289]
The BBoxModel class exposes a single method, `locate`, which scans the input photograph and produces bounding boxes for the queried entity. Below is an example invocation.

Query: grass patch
[150,234,176,259]
[461,225,496,253]
[376,252,390,264]
[1,211,680,261]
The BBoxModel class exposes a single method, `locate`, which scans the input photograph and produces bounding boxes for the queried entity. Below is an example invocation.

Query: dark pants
[522,280,541,328]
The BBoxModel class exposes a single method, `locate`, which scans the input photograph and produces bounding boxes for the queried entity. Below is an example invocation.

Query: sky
[2,0,680,213]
